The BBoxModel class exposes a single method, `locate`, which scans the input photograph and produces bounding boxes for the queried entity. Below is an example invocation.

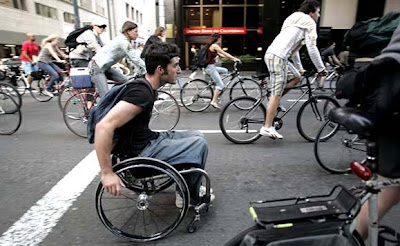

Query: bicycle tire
[296,95,340,142]
[328,74,341,93]
[150,90,180,131]
[15,77,27,96]
[314,121,365,174]
[219,96,265,144]
[180,79,212,112]
[229,78,262,101]
[0,82,22,109]
[63,92,96,138]
[0,91,22,135]
[30,78,53,102]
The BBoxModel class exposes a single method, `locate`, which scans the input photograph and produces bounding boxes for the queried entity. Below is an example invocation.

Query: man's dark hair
[145,43,180,75]
[299,0,320,14]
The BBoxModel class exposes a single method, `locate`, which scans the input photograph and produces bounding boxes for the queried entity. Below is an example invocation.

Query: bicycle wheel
[229,78,262,101]
[0,82,22,108]
[30,78,53,102]
[0,92,22,135]
[180,79,212,112]
[96,158,189,242]
[58,86,74,111]
[15,77,27,96]
[296,95,340,142]
[63,92,96,138]
[329,74,341,93]
[149,90,180,131]
[314,121,365,174]
[219,96,265,144]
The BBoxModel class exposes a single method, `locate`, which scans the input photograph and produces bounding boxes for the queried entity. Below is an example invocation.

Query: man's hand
[101,172,126,196]
[318,69,328,77]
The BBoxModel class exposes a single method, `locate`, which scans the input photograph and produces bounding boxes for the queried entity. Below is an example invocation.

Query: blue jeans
[205,64,228,90]
[37,61,63,91]
[138,131,208,200]
[88,61,128,97]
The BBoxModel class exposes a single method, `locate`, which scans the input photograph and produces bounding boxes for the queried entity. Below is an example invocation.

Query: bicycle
[180,62,262,112]
[0,82,22,108]
[0,91,22,135]
[219,71,340,144]
[63,82,180,137]
[224,108,400,246]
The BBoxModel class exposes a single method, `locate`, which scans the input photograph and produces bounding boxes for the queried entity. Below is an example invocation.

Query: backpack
[65,25,93,51]
[87,78,153,145]
[194,46,209,69]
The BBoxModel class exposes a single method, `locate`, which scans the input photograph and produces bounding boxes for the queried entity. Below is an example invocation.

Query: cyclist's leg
[37,61,59,91]
[89,61,109,97]
[282,62,301,96]
[205,64,224,106]
[105,67,128,84]
[49,62,64,84]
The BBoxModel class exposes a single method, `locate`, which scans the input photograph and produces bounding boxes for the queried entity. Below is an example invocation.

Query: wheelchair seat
[328,107,375,139]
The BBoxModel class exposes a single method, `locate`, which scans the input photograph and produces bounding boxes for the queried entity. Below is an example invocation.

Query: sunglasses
[97,25,107,29]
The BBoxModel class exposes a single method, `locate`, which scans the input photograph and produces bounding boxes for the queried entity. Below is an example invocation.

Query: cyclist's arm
[125,43,146,74]
[292,51,304,72]
[84,31,102,53]
[95,100,142,196]
[21,51,33,63]
[331,54,342,66]
[212,44,240,62]
[304,34,325,73]
[46,43,63,62]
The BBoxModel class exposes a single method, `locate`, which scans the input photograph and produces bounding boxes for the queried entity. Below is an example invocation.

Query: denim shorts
[22,61,39,75]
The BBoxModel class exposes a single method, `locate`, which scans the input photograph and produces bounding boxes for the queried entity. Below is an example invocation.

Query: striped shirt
[266,26,325,72]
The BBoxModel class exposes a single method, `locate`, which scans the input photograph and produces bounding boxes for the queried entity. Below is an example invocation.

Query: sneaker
[259,126,283,139]
[199,186,215,203]
[42,89,54,97]
[176,192,183,209]
[278,104,287,112]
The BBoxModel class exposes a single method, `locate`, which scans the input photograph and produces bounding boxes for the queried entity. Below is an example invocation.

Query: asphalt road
[0,75,399,246]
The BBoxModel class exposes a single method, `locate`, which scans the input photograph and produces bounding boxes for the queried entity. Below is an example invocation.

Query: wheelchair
[95,156,212,242]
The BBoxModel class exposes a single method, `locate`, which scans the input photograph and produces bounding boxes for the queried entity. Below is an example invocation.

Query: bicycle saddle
[252,73,269,80]
[328,107,375,138]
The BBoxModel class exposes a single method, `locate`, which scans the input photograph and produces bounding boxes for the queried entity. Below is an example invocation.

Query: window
[80,0,92,10]
[246,6,262,29]
[247,0,263,4]
[184,7,200,27]
[203,7,220,27]
[126,3,129,18]
[140,13,143,25]
[35,3,58,20]
[222,7,243,27]
[0,0,26,10]
[222,0,244,4]
[136,10,139,23]
[131,7,134,21]
[183,0,200,5]
[95,0,104,15]
[63,12,75,24]
[203,0,218,4]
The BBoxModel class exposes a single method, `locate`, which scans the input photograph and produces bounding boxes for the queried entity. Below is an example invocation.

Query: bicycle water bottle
[351,161,372,181]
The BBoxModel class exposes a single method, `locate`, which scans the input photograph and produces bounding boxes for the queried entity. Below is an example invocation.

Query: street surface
[0,71,399,246]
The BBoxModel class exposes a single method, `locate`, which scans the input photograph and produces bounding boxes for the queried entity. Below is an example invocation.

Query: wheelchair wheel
[96,157,190,242]
[219,96,265,144]
[314,121,365,174]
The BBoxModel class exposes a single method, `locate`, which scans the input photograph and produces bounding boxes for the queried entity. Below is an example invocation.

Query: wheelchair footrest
[249,185,358,225]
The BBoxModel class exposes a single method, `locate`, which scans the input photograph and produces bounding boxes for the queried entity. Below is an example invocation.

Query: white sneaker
[42,89,54,97]
[175,192,183,209]
[259,126,283,139]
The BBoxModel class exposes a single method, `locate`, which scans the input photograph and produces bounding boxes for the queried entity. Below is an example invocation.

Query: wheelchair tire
[96,157,190,242]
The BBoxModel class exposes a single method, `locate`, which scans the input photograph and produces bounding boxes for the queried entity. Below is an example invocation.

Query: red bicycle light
[351,161,372,181]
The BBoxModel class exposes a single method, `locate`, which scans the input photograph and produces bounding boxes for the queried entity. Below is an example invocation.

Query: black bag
[65,25,93,50]
[239,220,361,246]
[194,46,209,69]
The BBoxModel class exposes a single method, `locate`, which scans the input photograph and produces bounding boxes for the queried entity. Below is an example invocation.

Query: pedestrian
[89,21,146,97]
[20,33,40,87]
[140,26,165,59]
[69,19,107,67]
[260,0,327,139]
[37,34,68,97]
[204,33,241,109]
[94,42,214,207]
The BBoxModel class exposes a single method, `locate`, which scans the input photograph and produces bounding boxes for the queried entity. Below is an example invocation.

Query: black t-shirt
[114,81,159,156]
[320,47,335,63]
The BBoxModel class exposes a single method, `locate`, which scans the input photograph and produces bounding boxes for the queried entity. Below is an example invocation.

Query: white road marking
[286,99,307,102]
[0,151,100,246]
[0,129,255,245]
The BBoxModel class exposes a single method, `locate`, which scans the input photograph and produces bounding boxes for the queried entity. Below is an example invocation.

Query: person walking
[69,20,107,67]
[37,34,68,97]
[89,21,146,97]
[20,33,40,87]
[204,33,241,109]
[260,0,327,139]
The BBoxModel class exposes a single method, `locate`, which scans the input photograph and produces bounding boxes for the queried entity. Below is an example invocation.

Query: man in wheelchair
[94,43,212,206]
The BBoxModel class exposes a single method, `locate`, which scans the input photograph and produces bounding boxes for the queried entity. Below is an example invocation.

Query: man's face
[127,28,139,40]
[309,7,320,23]
[160,56,181,86]
[27,34,35,42]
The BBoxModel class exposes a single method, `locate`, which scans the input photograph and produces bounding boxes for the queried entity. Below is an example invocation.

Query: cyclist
[140,26,165,59]
[69,20,106,68]
[37,34,68,97]
[20,33,40,88]
[260,0,327,139]
[205,33,241,109]
[320,42,342,67]
[354,22,400,240]
[89,21,146,97]
[94,43,213,207]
